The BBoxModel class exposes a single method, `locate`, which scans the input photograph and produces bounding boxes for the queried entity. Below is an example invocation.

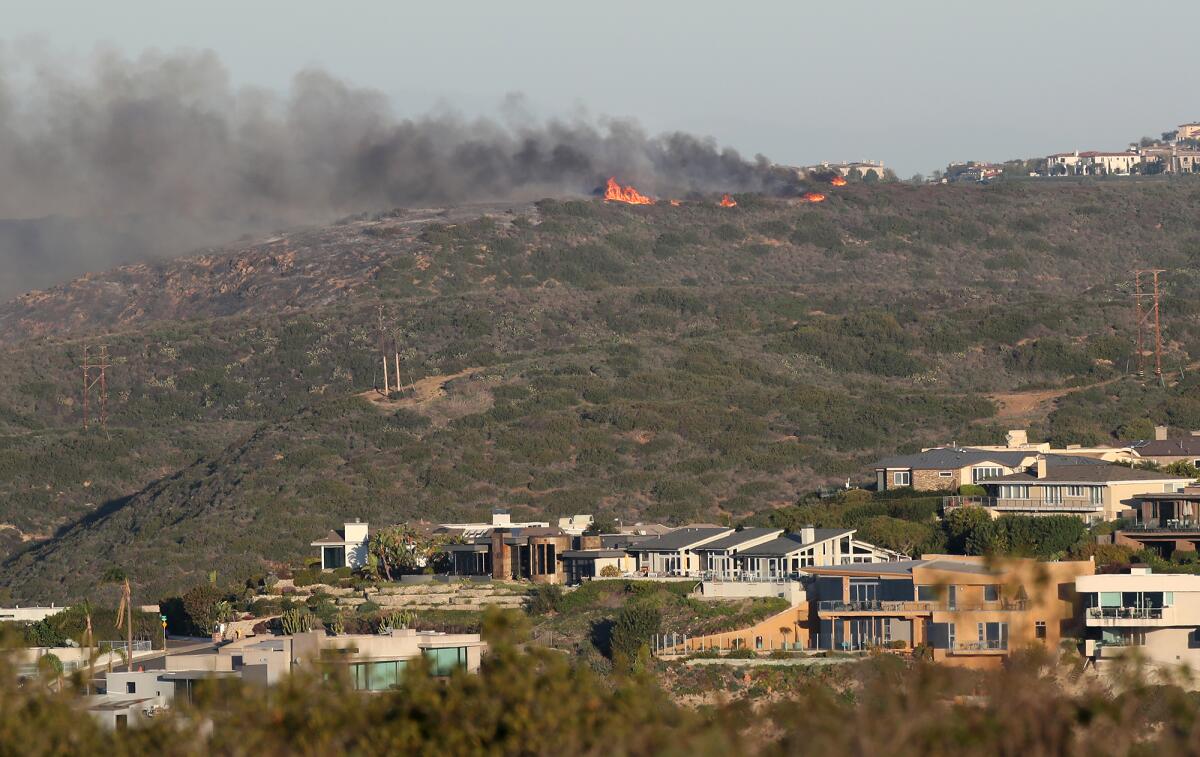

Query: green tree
[943,506,992,554]
[609,602,661,670]
[181,583,224,636]
[369,526,453,580]
[855,516,933,557]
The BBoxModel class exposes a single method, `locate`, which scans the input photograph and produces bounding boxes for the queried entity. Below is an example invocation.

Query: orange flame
[802,192,827,203]
[830,175,848,187]
[604,177,655,205]
[719,194,737,207]
[669,199,682,206]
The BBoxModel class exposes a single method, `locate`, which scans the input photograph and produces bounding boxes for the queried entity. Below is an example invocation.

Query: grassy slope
[4,178,1200,600]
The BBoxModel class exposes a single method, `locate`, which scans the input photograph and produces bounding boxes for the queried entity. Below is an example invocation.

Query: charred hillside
[4,179,1200,600]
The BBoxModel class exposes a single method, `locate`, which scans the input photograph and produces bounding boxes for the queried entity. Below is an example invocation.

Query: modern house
[658,555,1094,666]
[691,528,784,578]
[962,457,1191,522]
[0,604,68,623]
[1078,567,1200,668]
[1109,487,1200,556]
[444,526,574,584]
[436,508,550,539]
[623,527,735,576]
[88,627,487,727]
[806,556,1094,666]
[725,527,905,580]
[310,520,370,570]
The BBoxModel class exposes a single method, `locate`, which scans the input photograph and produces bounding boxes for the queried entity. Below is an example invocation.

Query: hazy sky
[6,0,1199,177]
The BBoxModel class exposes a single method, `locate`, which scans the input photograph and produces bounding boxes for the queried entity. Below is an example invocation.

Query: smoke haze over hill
[0,47,801,299]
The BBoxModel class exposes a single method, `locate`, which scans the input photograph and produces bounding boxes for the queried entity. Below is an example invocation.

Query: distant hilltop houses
[937,121,1200,182]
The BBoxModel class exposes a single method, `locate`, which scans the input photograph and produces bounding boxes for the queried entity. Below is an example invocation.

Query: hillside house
[959,457,1190,522]
[1129,426,1200,467]
[874,447,1108,493]
[1079,567,1200,669]
[310,520,370,570]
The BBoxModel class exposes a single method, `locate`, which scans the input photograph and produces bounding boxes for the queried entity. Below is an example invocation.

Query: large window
[349,660,407,691]
[998,485,1029,500]
[892,471,911,486]
[322,546,346,570]
[1089,487,1104,505]
[983,585,999,602]
[973,466,1004,483]
[1044,486,1063,504]
[423,646,468,677]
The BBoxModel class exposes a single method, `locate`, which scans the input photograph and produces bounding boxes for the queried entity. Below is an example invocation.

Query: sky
[5,0,1199,178]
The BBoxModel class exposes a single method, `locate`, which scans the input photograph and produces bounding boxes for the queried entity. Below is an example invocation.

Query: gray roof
[874,448,1030,470]
[310,529,345,546]
[560,549,630,559]
[1132,438,1200,457]
[693,528,782,552]
[986,465,1188,484]
[739,529,852,557]
[875,447,1110,471]
[922,559,994,575]
[627,527,732,552]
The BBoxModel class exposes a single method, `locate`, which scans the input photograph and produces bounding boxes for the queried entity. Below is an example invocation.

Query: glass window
[423,647,468,677]
[1035,621,1046,639]
[973,466,1004,483]
[917,585,939,602]
[1100,592,1122,607]
[939,471,953,478]
[1089,487,1104,505]
[1066,486,1083,497]
[349,661,407,691]
[1044,486,1063,504]
[893,471,911,486]
[983,585,999,602]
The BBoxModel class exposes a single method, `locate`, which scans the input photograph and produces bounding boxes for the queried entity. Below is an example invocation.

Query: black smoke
[0,48,800,298]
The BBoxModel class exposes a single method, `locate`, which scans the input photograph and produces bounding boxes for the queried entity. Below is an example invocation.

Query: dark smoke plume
[0,48,800,298]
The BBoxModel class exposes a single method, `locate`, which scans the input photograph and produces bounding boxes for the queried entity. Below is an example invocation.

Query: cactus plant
[378,609,415,633]
[280,607,314,635]
[327,613,345,636]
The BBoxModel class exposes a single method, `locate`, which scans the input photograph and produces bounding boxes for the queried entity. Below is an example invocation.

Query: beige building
[1177,123,1200,141]
[1129,426,1200,467]
[662,556,1094,669]
[89,627,487,728]
[1079,567,1200,669]
[965,457,1190,522]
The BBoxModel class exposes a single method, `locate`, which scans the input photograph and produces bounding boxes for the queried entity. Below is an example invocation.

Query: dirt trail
[988,375,1133,421]
[359,366,482,410]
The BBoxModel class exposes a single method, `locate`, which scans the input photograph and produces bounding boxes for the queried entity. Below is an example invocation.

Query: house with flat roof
[959,457,1191,522]
[806,556,1094,666]
[658,555,1093,665]
[1078,566,1200,668]
[87,627,485,728]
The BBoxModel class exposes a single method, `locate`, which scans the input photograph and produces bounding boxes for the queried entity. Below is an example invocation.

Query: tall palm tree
[114,578,133,672]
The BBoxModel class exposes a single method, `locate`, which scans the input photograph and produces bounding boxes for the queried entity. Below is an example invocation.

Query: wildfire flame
[604,177,655,205]
[830,175,848,187]
[669,199,682,206]
[719,194,737,207]
[801,192,827,203]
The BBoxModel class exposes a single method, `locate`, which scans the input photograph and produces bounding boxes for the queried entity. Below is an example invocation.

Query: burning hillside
[604,178,656,205]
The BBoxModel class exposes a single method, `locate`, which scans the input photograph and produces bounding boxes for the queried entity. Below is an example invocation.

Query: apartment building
[1078,567,1200,668]
[807,556,1094,667]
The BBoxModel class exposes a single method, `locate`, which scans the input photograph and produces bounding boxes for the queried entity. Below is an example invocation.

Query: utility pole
[1132,269,1166,386]
[377,306,390,396]
[80,345,110,431]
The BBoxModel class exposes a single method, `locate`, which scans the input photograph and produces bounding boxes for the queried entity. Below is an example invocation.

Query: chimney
[1155,425,1169,441]
[1035,455,1048,479]
[800,525,816,544]
[1005,429,1028,448]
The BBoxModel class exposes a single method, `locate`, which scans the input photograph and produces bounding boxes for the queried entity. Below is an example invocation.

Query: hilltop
[3,177,1200,600]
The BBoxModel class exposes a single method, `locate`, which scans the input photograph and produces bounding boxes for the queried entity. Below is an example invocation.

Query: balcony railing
[818,600,934,613]
[943,496,1103,512]
[950,639,1007,652]
[1088,606,1164,620]
[819,600,1027,613]
[1122,521,1200,532]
